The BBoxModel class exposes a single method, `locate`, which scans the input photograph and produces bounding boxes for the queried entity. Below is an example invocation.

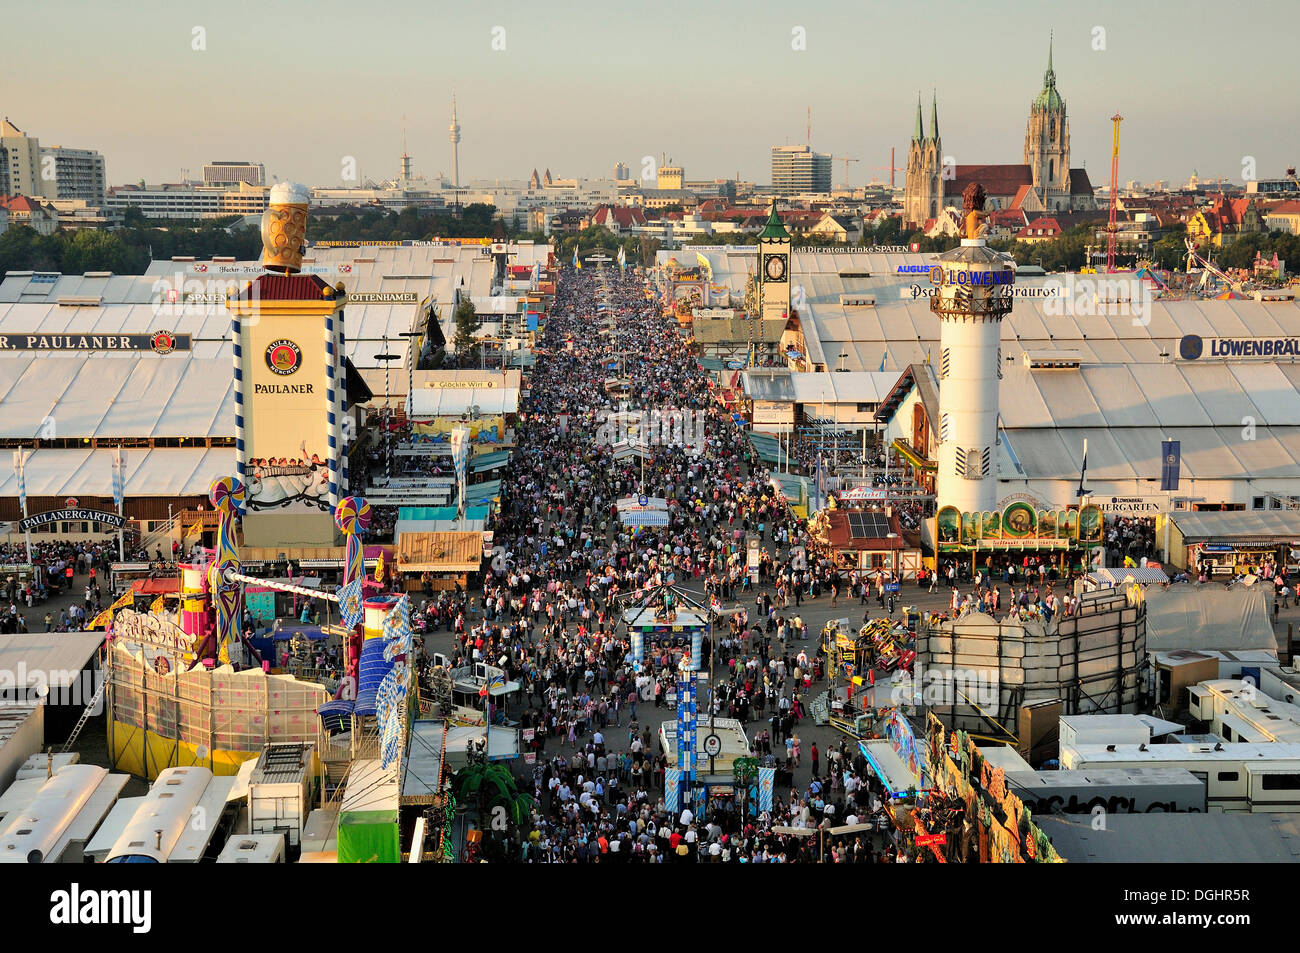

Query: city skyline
[3,0,1297,191]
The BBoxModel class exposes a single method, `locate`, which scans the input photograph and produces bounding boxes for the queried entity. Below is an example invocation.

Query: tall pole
[14,449,32,565]
[113,447,125,563]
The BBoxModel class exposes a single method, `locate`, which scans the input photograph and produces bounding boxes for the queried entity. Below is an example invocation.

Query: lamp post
[399,330,422,423]
[374,338,401,489]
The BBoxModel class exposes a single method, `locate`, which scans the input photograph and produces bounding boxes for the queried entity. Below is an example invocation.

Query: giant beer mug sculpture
[260,182,311,274]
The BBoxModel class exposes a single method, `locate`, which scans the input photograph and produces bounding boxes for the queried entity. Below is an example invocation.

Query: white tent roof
[0,632,103,688]
[0,447,232,498]
[0,354,234,439]
[790,289,1300,373]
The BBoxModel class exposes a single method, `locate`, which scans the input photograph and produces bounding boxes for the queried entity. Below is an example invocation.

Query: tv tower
[400,114,411,184]
[449,92,461,187]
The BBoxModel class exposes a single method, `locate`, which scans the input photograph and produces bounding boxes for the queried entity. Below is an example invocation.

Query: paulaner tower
[931,183,1015,514]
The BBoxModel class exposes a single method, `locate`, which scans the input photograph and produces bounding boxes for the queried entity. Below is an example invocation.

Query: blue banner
[630,631,644,663]
[689,630,703,671]
[1160,440,1181,491]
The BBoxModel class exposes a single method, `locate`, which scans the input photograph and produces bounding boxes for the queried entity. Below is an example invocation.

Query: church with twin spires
[904,37,1097,230]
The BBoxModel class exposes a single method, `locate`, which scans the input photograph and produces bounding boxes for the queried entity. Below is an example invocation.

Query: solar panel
[847,512,890,539]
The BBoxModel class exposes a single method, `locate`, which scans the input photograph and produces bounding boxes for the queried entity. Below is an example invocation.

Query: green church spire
[913,92,924,142]
[1034,32,1063,110]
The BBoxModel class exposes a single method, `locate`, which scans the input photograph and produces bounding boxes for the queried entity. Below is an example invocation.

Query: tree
[452,298,481,365]
[453,759,533,859]
[636,236,662,267]
[1151,224,1189,272]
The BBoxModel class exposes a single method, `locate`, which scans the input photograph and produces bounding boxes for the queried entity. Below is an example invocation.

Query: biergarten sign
[1094,496,1164,514]
[19,508,126,532]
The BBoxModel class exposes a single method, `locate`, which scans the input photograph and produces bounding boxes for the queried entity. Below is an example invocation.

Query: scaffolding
[106,638,329,781]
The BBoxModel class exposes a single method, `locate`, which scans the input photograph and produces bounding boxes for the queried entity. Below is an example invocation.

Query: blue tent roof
[464,480,502,506]
[398,505,490,522]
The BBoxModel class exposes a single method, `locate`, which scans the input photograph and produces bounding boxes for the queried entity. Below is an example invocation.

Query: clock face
[763,254,787,283]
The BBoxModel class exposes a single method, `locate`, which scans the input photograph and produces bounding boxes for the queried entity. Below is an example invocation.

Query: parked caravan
[1061,742,1300,813]
[105,767,237,863]
[216,833,285,863]
[0,765,129,863]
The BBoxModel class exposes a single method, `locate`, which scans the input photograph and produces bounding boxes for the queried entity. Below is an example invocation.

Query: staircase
[138,513,183,556]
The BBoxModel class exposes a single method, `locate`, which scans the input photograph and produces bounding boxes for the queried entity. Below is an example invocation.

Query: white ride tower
[930,183,1016,515]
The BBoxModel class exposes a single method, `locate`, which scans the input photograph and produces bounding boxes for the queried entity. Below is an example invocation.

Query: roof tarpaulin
[1144,585,1278,654]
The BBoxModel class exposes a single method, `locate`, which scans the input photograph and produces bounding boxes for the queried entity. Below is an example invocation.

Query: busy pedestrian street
[407,264,920,861]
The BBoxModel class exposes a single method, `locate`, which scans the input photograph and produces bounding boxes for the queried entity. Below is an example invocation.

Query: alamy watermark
[594,407,706,452]
[1043,274,1152,326]
[888,660,999,707]
[0,666,104,712]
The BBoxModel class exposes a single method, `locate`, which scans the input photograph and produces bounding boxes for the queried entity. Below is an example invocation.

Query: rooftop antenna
[807,106,811,146]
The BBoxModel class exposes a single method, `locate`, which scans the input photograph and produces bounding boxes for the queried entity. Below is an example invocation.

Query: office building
[202,161,265,187]
[770,145,831,196]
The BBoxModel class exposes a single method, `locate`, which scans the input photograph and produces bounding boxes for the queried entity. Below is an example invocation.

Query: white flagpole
[14,450,32,565]
[114,448,125,562]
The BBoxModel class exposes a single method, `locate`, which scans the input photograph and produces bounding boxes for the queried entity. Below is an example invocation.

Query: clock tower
[757,203,791,324]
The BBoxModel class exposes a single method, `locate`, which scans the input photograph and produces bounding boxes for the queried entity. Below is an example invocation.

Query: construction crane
[862,147,899,189]
[1105,113,1122,273]
[829,154,861,189]
[1288,167,1300,191]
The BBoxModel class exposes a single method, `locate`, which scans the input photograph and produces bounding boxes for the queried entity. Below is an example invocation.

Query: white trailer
[217,832,285,863]
[248,743,316,849]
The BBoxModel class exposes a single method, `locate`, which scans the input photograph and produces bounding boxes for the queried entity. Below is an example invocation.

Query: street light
[398,330,422,422]
[374,337,401,488]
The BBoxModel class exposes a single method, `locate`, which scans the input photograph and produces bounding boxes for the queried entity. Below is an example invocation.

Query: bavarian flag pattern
[337,577,364,631]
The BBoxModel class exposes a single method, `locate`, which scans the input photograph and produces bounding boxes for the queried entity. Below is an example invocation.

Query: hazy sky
[6,0,1297,190]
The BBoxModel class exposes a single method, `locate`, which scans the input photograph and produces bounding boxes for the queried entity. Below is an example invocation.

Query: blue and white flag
[111,448,126,508]
[380,708,402,768]
[664,769,682,813]
[758,766,776,811]
[337,578,364,630]
[450,427,470,483]
[382,594,412,662]
[12,451,25,514]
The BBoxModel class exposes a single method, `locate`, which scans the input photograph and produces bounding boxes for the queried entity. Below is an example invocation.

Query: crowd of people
[414,266,922,861]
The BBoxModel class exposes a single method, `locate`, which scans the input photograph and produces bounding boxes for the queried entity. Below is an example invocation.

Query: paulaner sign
[20,508,127,532]
[0,333,193,352]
